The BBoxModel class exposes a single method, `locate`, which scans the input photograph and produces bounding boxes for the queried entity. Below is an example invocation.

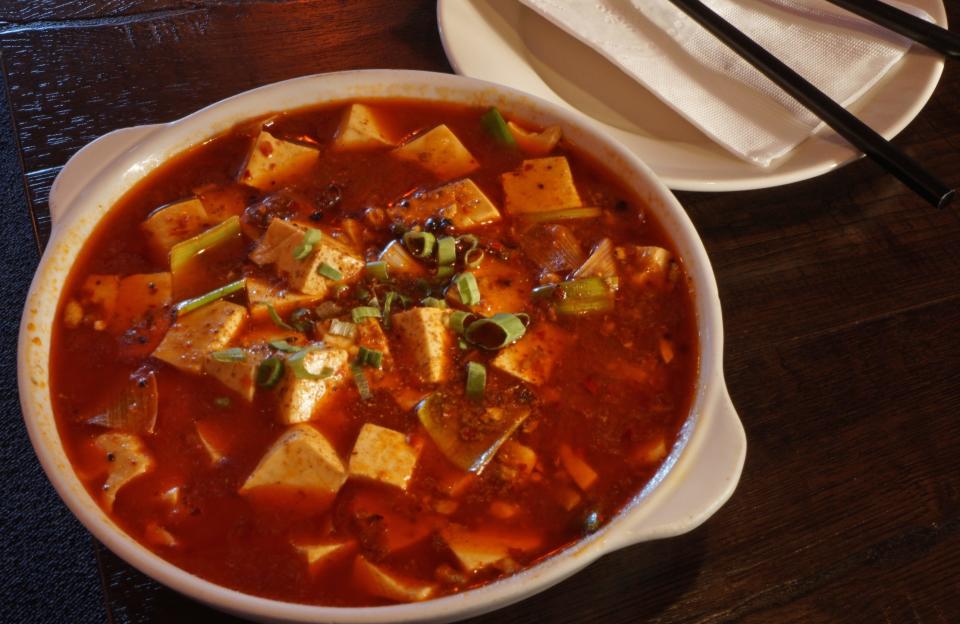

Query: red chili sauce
[50,100,698,606]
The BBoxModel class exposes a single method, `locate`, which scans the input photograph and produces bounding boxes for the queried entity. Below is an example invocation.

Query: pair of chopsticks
[665,0,958,209]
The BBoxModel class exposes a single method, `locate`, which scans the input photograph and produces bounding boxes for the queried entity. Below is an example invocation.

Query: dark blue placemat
[0,72,107,623]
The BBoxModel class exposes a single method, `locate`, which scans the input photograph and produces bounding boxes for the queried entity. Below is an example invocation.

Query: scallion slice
[256,357,284,388]
[175,278,246,317]
[356,346,383,370]
[317,262,343,281]
[464,313,527,350]
[258,301,295,330]
[170,216,241,273]
[328,319,357,337]
[210,347,247,362]
[420,297,447,309]
[350,362,372,400]
[465,361,486,400]
[351,306,382,323]
[292,228,323,260]
[481,107,517,147]
[287,346,331,380]
[534,277,617,316]
[519,207,602,225]
[454,272,481,306]
[214,397,231,408]
[365,261,390,282]
[269,339,302,353]
[402,231,436,258]
[382,291,398,329]
[449,310,479,334]
[436,236,456,278]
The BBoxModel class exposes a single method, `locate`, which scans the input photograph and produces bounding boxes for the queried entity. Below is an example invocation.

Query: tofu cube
[440,525,542,573]
[391,307,452,384]
[559,444,598,491]
[445,257,531,316]
[353,556,437,603]
[78,274,120,329]
[246,277,323,321]
[395,178,501,230]
[491,323,566,385]
[621,245,672,289]
[333,103,394,150]
[277,348,350,424]
[494,440,538,482]
[294,540,354,569]
[141,198,210,254]
[392,124,479,180]
[501,156,582,213]
[195,420,230,463]
[250,219,363,296]
[348,424,420,490]
[196,184,248,221]
[152,301,248,374]
[240,423,347,497]
[94,432,154,511]
[203,348,261,402]
[111,272,172,333]
[356,319,390,363]
[239,130,320,191]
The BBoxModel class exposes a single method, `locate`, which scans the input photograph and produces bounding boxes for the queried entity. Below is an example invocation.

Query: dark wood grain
[4,1,960,623]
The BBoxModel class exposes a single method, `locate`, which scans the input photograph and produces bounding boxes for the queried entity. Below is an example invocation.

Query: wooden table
[4,1,960,622]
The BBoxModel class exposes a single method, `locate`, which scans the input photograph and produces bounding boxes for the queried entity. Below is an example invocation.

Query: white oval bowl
[18,70,746,623]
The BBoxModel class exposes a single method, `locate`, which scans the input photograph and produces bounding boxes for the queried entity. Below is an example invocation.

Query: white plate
[437,0,947,191]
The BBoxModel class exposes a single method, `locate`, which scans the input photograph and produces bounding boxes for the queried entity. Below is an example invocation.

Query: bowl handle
[49,124,163,227]
[607,382,746,550]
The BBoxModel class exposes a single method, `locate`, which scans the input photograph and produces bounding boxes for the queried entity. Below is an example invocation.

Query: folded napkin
[518,0,929,167]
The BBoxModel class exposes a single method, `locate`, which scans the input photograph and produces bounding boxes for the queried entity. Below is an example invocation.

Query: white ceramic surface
[437,0,947,192]
[19,70,746,623]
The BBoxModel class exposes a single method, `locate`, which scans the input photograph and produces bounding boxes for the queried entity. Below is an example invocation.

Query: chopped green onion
[350,362,372,400]
[458,235,486,269]
[518,207,602,225]
[382,291,398,328]
[328,319,357,337]
[170,216,241,273]
[258,301,294,330]
[175,278,246,317]
[256,357,284,388]
[365,261,390,282]
[515,312,531,327]
[292,228,323,260]
[449,310,479,334]
[464,313,527,350]
[316,262,343,281]
[213,397,231,408]
[458,337,470,350]
[351,306,382,323]
[210,347,247,363]
[539,277,617,316]
[287,346,330,380]
[356,346,383,369]
[453,272,481,306]
[481,107,516,147]
[269,339,302,353]
[436,236,456,278]
[421,297,447,309]
[403,231,436,258]
[465,362,486,400]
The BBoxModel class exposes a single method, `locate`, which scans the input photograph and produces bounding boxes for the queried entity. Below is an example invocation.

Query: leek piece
[350,362,372,400]
[169,215,241,273]
[175,278,246,316]
[256,357,284,388]
[317,262,343,281]
[328,319,357,337]
[292,228,323,260]
[403,231,436,258]
[464,313,527,350]
[416,394,529,473]
[351,306,381,323]
[87,369,158,434]
[454,272,481,306]
[365,261,390,282]
[436,236,456,278]
[268,339,302,353]
[518,207,601,225]
[465,362,486,401]
[481,107,516,147]
[210,347,247,362]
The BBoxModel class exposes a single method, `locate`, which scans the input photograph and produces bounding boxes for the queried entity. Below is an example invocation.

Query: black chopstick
[665,0,954,209]
[825,0,960,59]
